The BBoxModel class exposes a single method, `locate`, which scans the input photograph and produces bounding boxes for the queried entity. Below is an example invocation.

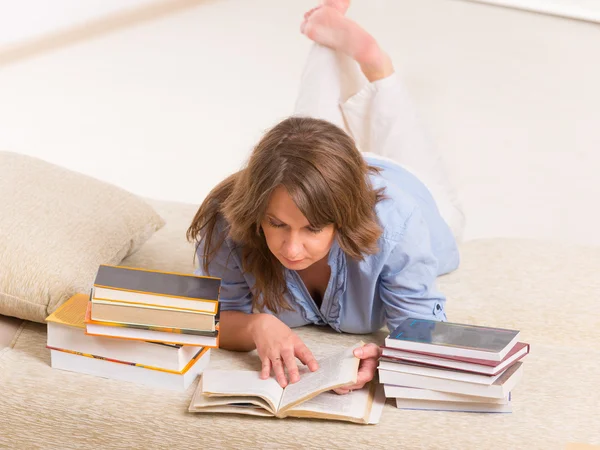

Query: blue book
[385,318,520,362]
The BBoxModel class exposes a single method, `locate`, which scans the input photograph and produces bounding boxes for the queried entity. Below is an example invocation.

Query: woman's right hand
[249,313,319,387]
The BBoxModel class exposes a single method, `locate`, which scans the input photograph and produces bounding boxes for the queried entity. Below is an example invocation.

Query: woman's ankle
[358,48,394,82]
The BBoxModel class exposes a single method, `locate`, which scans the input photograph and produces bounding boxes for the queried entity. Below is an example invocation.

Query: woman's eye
[307,227,323,234]
[268,219,285,228]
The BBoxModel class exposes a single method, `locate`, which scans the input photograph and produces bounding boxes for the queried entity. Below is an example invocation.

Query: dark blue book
[93,265,221,315]
[385,318,520,362]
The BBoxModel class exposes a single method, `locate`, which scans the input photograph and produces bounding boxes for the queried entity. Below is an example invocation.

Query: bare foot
[301,6,393,82]
[304,6,321,20]
[321,0,350,15]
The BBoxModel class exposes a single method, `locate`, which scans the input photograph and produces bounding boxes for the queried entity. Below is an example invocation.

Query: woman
[187,1,465,394]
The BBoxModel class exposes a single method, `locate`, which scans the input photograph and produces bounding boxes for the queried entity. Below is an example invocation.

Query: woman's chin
[280,256,309,270]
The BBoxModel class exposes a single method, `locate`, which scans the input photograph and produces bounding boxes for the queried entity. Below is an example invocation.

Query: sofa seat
[1,199,598,449]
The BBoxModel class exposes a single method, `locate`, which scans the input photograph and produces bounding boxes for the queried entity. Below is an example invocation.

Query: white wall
[0,0,162,48]
[0,0,599,247]
[464,0,600,23]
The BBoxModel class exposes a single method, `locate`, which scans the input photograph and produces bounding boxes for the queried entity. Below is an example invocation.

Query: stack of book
[46,265,221,391]
[378,318,530,413]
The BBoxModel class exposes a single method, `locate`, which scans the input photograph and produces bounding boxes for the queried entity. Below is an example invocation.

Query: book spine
[94,265,221,300]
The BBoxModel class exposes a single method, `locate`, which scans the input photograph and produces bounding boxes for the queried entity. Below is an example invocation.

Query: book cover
[94,265,221,302]
[386,318,520,360]
[46,293,89,329]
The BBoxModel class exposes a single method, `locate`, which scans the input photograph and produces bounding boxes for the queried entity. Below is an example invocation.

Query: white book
[381,342,529,376]
[85,319,218,347]
[383,385,510,404]
[385,319,520,362]
[45,293,202,371]
[378,362,524,399]
[49,347,211,391]
[394,398,512,413]
[92,289,217,313]
[93,265,220,313]
[47,320,199,372]
[377,360,504,385]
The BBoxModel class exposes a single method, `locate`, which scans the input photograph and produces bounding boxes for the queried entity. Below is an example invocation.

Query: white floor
[1,0,599,247]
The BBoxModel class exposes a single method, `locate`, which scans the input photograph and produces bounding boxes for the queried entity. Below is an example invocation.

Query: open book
[188,342,385,424]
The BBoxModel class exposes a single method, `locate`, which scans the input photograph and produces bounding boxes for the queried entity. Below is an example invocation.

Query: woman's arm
[218,310,262,352]
[379,205,447,331]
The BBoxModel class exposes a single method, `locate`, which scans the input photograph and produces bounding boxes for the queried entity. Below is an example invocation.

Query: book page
[189,404,274,417]
[285,383,373,423]
[278,342,362,413]
[190,391,273,413]
[367,383,386,424]
[201,370,283,414]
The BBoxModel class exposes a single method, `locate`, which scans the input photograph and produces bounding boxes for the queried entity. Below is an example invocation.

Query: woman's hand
[333,343,381,395]
[249,313,319,388]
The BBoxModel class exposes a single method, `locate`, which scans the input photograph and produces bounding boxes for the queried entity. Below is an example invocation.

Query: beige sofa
[1,199,599,449]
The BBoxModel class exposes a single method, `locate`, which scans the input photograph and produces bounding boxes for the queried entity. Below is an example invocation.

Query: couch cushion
[440,238,600,349]
[120,198,199,275]
[1,304,598,448]
[0,152,165,322]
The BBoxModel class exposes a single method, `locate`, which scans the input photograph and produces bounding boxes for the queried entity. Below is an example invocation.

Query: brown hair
[187,116,385,313]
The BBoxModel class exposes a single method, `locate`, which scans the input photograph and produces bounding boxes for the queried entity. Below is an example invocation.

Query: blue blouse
[195,155,459,333]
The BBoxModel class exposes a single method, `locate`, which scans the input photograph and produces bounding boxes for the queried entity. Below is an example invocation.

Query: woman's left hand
[333,343,382,395]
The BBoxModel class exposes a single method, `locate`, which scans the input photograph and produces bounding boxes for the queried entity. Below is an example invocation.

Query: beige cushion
[0,152,165,323]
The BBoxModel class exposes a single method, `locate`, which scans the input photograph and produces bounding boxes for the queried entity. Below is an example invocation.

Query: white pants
[293,44,465,241]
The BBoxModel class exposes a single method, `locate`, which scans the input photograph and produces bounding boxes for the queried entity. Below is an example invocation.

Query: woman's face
[261,186,336,271]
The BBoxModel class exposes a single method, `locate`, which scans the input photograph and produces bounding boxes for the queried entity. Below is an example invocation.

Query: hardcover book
[46,293,201,371]
[85,301,219,347]
[90,300,217,332]
[93,265,221,313]
[385,318,520,361]
[49,345,210,391]
[381,342,530,375]
[394,398,512,413]
[379,361,524,398]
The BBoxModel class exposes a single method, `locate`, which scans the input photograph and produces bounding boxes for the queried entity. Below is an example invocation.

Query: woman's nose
[282,233,302,259]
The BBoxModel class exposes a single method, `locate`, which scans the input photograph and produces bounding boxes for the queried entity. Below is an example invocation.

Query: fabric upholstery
[1,199,598,448]
[0,152,165,322]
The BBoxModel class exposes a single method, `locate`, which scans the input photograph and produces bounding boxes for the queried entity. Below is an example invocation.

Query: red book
[380,342,530,376]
